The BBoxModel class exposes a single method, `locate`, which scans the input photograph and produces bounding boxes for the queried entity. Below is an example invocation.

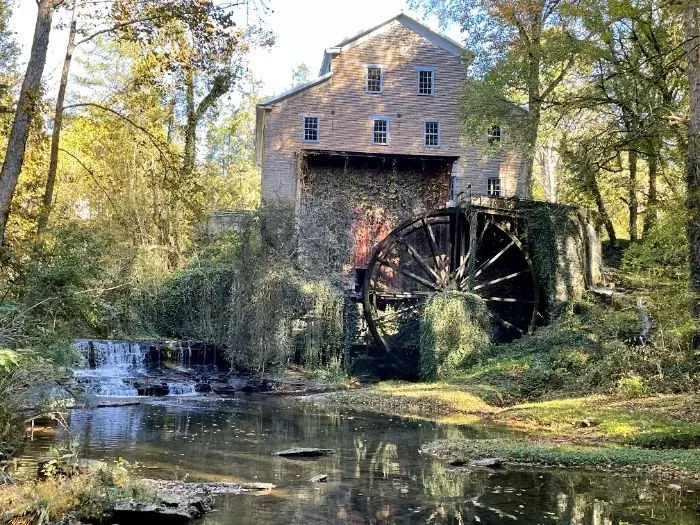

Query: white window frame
[487,125,502,146]
[424,120,440,147]
[365,64,384,93]
[302,116,320,142]
[371,117,389,145]
[487,177,501,197]
[415,66,438,96]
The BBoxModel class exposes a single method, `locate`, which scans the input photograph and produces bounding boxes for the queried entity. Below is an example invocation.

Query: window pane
[303,117,318,141]
[425,121,439,146]
[488,125,501,145]
[373,119,387,144]
[419,70,433,95]
[367,67,382,92]
[487,178,501,196]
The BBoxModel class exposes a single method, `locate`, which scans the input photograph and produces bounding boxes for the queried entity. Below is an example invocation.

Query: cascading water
[167,381,196,396]
[74,340,146,397]
[73,339,225,397]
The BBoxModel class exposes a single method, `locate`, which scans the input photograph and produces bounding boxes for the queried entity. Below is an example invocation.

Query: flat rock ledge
[273,447,335,457]
[110,479,275,524]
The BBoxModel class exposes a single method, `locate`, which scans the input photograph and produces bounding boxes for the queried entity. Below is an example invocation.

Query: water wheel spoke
[474,240,515,278]
[485,296,537,304]
[473,269,530,291]
[371,291,432,300]
[372,303,421,323]
[396,237,442,282]
[476,219,491,249]
[487,311,524,334]
[421,218,441,265]
[377,257,441,291]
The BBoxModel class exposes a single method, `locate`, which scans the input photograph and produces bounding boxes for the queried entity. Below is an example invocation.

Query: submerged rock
[112,499,208,524]
[274,447,335,457]
[309,474,328,482]
[471,457,503,468]
[110,479,276,524]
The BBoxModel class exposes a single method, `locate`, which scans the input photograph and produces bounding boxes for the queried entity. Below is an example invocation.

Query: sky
[8,0,463,97]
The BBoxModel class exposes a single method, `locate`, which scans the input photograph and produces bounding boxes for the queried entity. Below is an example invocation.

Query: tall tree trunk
[643,149,659,237]
[182,66,196,177]
[519,42,541,200]
[38,0,77,234]
[0,0,56,245]
[587,169,617,246]
[628,149,638,242]
[684,1,700,321]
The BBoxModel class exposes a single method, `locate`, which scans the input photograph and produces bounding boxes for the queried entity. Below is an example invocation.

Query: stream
[15,395,700,524]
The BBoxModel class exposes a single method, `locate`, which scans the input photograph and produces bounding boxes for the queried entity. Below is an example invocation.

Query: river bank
[304,382,700,478]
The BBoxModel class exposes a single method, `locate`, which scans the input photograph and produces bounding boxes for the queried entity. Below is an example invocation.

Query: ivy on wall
[298,154,451,286]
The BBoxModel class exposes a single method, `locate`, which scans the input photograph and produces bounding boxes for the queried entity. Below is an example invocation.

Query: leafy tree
[0,0,66,246]
[412,0,587,198]
[290,62,310,88]
[683,0,700,321]
[39,0,271,234]
[109,0,272,177]
[570,0,685,242]
[0,0,18,117]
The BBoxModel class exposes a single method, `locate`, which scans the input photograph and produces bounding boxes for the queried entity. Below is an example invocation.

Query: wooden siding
[259,20,521,201]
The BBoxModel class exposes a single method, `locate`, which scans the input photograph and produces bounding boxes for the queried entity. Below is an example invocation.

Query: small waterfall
[74,340,146,397]
[167,381,196,396]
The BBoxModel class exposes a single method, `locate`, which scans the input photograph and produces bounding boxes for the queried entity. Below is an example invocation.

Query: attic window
[366,66,382,93]
[418,70,434,95]
[488,125,501,145]
[303,117,319,142]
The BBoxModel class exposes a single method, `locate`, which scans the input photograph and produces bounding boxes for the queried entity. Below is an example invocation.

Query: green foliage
[622,203,688,279]
[420,292,490,381]
[617,374,647,399]
[423,438,700,472]
[627,428,700,450]
[144,203,344,372]
[521,201,583,314]
[0,458,152,523]
[457,277,698,401]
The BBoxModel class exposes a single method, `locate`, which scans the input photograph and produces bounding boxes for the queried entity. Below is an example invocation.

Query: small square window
[488,125,501,145]
[418,70,433,95]
[367,67,382,92]
[303,117,319,142]
[425,121,439,146]
[373,119,388,144]
[487,177,501,196]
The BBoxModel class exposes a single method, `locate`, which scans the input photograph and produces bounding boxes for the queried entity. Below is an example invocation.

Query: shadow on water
[17,396,700,524]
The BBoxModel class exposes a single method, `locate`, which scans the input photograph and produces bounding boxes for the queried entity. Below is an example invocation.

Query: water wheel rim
[362,208,539,354]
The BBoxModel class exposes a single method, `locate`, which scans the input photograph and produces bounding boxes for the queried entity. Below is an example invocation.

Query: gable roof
[319,13,468,75]
[258,71,334,107]
[256,13,468,109]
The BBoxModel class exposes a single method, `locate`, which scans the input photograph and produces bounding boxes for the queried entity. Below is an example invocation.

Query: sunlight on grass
[373,381,495,414]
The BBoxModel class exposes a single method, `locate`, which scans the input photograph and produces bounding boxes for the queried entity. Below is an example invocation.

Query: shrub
[617,374,647,399]
[419,291,490,380]
[621,203,688,279]
[144,203,344,372]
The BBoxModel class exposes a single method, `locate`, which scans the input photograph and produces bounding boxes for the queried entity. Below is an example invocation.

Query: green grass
[317,384,699,446]
[421,438,700,474]
[493,394,700,447]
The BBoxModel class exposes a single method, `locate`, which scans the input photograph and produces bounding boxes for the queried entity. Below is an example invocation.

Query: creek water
[17,395,699,524]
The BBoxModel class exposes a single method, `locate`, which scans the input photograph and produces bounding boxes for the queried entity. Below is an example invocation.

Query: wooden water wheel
[362,207,538,354]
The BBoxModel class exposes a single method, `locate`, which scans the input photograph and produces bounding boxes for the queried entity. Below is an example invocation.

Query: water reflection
[22,396,699,524]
